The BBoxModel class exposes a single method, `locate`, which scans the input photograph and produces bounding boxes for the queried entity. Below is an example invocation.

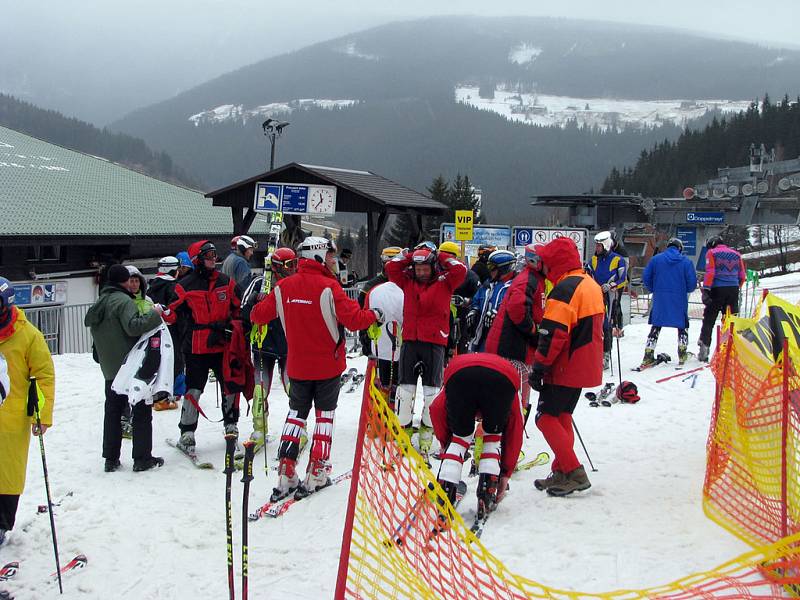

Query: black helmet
[667,238,684,252]
[706,235,723,249]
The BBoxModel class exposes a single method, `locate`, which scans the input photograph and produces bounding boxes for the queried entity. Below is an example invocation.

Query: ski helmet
[477,244,497,261]
[706,235,723,249]
[667,238,684,252]
[236,235,257,251]
[188,240,217,265]
[616,381,640,403]
[157,256,180,275]
[380,246,403,263]
[0,277,15,310]
[524,243,542,271]
[594,231,613,254]
[176,251,193,270]
[487,249,516,277]
[230,235,240,250]
[411,247,436,265]
[438,241,460,257]
[298,236,336,264]
[414,241,437,253]
[270,247,297,279]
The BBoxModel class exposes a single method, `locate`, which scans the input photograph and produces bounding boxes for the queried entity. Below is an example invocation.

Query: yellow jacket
[0,307,55,495]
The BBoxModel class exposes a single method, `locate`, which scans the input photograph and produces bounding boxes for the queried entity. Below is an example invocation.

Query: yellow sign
[454,210,474,241]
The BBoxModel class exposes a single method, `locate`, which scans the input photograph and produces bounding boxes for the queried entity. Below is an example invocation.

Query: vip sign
[454,210,474,241]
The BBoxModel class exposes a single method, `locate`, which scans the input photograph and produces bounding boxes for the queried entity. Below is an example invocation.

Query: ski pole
[27,377,63,594]
[240,441,256,600]
[223,434,237,600]
[572,418,597,472]
[616,335,623,387]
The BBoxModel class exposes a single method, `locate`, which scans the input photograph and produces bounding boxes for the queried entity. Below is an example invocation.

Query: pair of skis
[248,470,353,522]
[586,383,616,407]
[0,554,86,585]
[340,368,363,393]
[225,436,258,600]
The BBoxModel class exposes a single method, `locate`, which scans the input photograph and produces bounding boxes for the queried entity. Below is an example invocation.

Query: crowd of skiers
[0,227,746,549]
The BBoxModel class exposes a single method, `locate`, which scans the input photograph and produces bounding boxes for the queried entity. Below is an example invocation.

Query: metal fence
[24,303,93,355]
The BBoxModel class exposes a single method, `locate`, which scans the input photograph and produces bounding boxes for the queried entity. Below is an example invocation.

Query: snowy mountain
[109,16,800,221]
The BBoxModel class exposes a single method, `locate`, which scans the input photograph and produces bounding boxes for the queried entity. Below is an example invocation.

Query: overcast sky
[2,0,798,123]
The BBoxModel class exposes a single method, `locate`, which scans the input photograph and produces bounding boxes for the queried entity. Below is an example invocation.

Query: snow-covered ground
[2,315,770,599]
[188,98,359,126]
[455,86,752,131]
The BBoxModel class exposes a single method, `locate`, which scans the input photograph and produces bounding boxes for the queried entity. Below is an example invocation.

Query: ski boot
[638,349,657,370]
[271,458,300,502]
[176,431,196,455]
[438,479,459,506]
[418,425,434,466]
[678,346,691,366]
[294,459,332,499]
[226,423,244,458]
[698,342,710,362]
[476,473,499,517]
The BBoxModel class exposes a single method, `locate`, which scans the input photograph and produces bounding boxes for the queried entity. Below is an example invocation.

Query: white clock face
[309,187,335,214]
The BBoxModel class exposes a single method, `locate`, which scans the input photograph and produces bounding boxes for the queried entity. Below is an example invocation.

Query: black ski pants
[699,286,740,347]
[0,494,20,531]
[444,366,516,437]
[103,380,153,461]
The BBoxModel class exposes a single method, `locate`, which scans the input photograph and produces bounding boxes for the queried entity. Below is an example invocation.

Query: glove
[208,321,231,347]
[367,322,383,341]
[483,308,497,330]
[464,309,479,337]
[152,303,165,316]
[601,283,612,293]
[496,474,511,504]
[701,288,712,306]
[528,368,546,392]
[371,307,385,324]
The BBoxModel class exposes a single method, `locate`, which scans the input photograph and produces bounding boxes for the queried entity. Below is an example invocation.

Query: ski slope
[2,319,761,599]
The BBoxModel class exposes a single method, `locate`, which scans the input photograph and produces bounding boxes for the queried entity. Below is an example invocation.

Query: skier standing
[430,353,524,513]
[251,237,380,500]
[466,250,517,352]
[167,240,243,454]
[0,277,55,545]
[437,241,480,358]
[241,247,298,449]
[640,238,698,367]
[528,237,604,496]
[221,234,257,289]
[698,236,745,362]
[587,231,627,370]
[385,244,466,459]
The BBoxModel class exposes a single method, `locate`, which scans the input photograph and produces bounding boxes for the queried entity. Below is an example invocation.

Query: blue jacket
[643,247,698,328]
[469,278,513,351]
[588,251,627,290]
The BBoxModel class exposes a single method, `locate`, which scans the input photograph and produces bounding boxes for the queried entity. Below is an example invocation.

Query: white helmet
[157,256,180,275]
[594,231,613,253]
[298,236,337,264]
[237,235,257,251]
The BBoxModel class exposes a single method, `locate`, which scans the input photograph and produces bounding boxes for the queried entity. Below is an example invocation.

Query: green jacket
[84,284,162,380]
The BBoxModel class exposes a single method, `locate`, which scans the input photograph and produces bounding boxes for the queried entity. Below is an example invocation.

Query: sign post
[455,210,474,260]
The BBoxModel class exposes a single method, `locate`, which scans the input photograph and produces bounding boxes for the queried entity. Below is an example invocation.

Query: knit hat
[107,264,131,285]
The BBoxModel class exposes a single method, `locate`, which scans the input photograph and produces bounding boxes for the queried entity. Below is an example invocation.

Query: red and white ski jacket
[250,259,376,380]
[429,353,524,477]
[385,251,466,346]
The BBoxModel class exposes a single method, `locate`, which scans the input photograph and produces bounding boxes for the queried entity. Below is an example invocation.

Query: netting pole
[334,375,371,600]
[781,337,789,539]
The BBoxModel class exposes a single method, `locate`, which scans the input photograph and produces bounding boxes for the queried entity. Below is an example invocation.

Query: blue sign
[281,185,308,214]
[687,212,724,224]
[514,228,534,246]
[675,226,697,255]
[254,183,281,211]
[440,224,512,254]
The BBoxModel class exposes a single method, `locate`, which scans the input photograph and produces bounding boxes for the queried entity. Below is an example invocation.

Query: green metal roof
[0,125,264,238]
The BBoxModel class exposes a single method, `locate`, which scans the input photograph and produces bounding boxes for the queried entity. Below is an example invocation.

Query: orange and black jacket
[533,238,604,389]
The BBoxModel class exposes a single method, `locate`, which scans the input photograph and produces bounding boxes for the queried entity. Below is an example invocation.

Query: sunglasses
[200,250,218,260]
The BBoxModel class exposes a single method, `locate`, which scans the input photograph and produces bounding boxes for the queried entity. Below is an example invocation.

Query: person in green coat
[85,264,165,473]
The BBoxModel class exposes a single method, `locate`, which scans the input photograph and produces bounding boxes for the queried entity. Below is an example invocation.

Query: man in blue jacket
[640,238,698,368]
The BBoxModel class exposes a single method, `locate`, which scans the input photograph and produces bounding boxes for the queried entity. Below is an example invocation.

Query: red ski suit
[250,259,376,380]
[385,252,466,346]
[430,353,524,477]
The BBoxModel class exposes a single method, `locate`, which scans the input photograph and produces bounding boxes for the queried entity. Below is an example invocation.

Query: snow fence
[335,357,800,599]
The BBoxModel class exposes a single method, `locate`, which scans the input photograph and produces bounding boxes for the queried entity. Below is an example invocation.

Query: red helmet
[188,240,216,264]
[411,248,436,265]
[616,381,640,403]
[230,235,240,250]
[271,247,297,279]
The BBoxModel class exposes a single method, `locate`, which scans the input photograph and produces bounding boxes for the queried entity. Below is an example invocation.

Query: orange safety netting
[705,292,800,548]
[335,356,800,599]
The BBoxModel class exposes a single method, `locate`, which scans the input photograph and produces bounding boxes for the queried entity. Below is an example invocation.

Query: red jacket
[485,265,546,364]
[385,252,466,346]
[250,259,376,380]
[168,268,240,355]
[430,353,524,477]
[533,238,604,389]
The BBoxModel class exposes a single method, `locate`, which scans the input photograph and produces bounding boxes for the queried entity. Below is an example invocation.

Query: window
[26,245,66,263]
